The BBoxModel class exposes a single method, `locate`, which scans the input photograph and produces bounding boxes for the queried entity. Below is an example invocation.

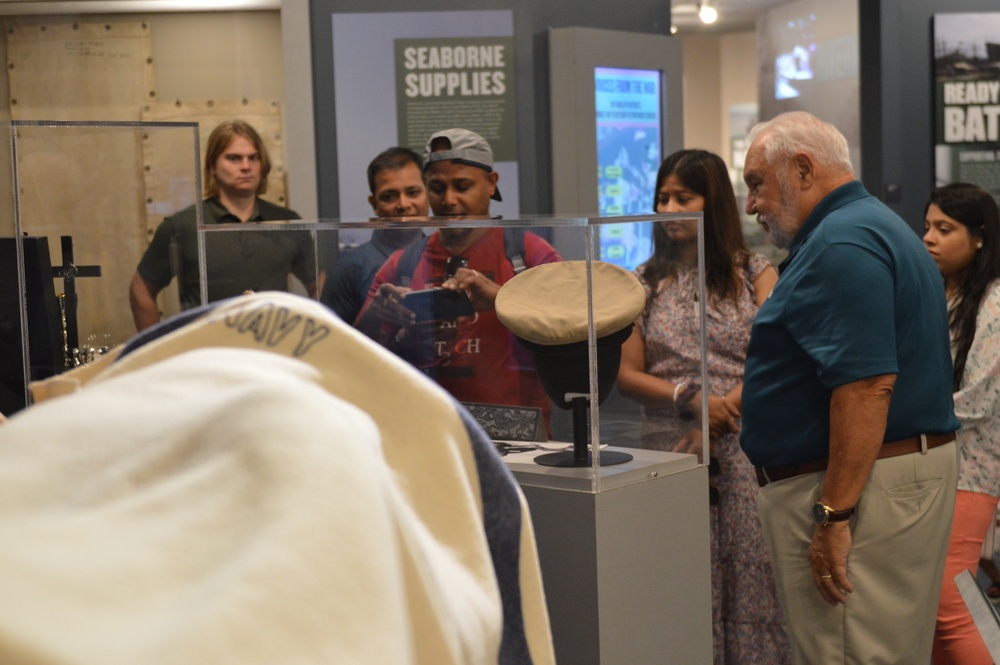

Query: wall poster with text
[933,12,1000,204]
[395,36,516,163]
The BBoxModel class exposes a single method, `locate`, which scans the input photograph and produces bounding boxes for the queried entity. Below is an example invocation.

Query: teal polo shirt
[741,181,958,468]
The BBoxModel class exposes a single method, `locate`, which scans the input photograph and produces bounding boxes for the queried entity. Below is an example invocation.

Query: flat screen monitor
[775,44,815,100]
[594,66,661,271]
[757,0,860,174]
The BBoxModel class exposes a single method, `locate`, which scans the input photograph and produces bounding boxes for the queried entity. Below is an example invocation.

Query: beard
[760,179,801,250]
[762,213,796,249]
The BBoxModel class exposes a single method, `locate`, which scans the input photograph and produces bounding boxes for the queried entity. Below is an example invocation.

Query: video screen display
[757,0,859,172]
[594,66,662,271]
[775,43,815,100]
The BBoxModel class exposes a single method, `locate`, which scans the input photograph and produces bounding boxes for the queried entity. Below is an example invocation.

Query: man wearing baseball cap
[355,128,560,425]
[423,127,502,210]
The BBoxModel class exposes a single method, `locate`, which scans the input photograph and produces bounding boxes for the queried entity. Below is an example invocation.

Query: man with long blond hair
[129,120,315,331]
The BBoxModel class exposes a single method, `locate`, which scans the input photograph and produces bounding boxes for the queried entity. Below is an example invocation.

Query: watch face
[812,502,828,525]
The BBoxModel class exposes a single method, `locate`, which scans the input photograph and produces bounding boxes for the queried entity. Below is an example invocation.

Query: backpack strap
[503,227,527,274]
[396,236,430,287]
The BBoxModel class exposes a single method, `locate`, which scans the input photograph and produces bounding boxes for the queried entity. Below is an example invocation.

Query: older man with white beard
[739,111,959,665]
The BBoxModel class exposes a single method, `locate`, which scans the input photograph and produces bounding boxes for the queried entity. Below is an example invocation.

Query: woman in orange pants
[924,183,1000,665]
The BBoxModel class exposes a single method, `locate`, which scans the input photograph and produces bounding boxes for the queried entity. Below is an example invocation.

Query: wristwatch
[812,501,855,527]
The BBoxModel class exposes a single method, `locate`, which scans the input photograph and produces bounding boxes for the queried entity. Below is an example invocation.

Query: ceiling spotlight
[698,2,718,24]
[670,24,679,34]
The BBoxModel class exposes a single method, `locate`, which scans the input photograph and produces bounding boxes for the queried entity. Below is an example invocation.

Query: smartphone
[402,288,475,320]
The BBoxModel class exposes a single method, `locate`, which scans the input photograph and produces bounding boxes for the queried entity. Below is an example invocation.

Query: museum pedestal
[504,447,712,664]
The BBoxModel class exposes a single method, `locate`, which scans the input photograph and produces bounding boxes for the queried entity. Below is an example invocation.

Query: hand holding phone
[402,287,475,321]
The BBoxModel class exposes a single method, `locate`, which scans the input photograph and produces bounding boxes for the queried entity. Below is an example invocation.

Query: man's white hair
[746,111,854,174]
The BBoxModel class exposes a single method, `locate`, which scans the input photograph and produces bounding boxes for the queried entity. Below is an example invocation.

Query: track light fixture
[698,1,718,25]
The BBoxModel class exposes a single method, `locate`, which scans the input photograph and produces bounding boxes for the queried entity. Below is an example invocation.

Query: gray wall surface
[860,0,1000,233]
[309,0,675,218]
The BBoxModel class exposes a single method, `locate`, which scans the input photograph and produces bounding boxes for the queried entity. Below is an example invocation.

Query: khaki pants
[757,442,957,665]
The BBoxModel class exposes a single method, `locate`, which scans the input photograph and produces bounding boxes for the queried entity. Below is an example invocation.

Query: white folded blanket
[0,292,553,665]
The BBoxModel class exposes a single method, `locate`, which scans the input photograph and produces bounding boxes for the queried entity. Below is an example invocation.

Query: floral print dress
[953,280,1000,497]
[635,253,791,665]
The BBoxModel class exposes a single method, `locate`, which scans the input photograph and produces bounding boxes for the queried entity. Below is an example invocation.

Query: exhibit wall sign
[933,12,1000,202]
[331,10,519,241]
[394,36,516,162]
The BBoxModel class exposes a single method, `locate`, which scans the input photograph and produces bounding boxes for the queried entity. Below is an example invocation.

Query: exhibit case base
[504,447,712,665]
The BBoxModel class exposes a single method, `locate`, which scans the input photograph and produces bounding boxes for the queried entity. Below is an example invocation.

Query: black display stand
[52,235,102,353]
[518,323,636,468]
[535,394,633,467]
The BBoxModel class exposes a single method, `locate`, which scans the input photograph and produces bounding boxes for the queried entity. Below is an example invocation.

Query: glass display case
[4,120,201,415]
[197,213,710,490]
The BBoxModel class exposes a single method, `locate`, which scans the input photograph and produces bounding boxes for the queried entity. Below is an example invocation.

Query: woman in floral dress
[618,149,789,664]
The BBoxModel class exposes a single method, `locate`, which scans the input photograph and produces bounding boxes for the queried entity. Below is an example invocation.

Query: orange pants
[933,490,999,665]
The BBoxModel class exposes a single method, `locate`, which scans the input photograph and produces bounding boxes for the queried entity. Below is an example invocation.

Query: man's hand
[354,283,416,348]
[442,266,499,311]
[806,373,894,606]
[809,522,854,605]
[365,283,416,328]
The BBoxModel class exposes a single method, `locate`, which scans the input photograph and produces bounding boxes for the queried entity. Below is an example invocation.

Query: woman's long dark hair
[928,183,1000,390]
[641,149,749,301]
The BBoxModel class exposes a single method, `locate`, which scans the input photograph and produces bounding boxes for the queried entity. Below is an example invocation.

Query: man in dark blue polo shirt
[741,111,958,664]
[320,147,427,323]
